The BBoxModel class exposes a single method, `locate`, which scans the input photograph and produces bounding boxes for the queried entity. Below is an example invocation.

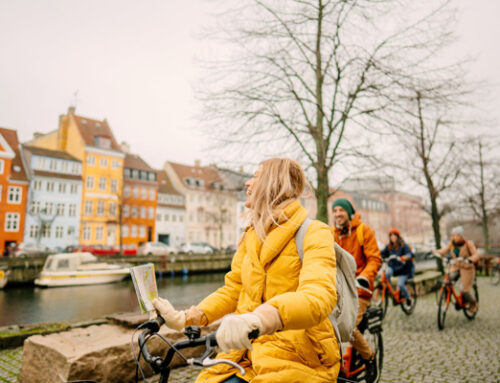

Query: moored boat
[34,252,131,287]
[0,266,9,289]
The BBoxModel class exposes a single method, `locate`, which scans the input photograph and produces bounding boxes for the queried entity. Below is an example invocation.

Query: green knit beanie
[331,198,355,220]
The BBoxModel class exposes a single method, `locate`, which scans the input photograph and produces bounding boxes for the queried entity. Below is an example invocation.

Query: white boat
[0,266,9,289]
[34,252,131,287]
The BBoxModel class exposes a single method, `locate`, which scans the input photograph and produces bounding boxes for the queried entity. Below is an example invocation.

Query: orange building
[120,152,158,250]
[0,128,29,256]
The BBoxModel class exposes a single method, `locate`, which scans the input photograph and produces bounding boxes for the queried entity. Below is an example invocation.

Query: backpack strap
[295,217,312,262]
[356,222,364,248]
[295,217,344,366]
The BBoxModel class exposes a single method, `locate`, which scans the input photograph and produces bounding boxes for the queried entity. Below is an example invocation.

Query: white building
[22,146,83,249]
[155,170,185,248]
[164,161,238,249]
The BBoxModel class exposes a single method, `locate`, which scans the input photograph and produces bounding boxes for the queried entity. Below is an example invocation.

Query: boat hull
[0,269,8,289]
[34,269,130,287]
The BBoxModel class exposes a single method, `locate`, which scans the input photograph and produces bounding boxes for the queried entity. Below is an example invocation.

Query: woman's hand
[151,297,186,331]
[216,313,263,354]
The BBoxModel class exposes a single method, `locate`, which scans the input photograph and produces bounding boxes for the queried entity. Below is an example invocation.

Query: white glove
[216,313,263,354]
[151,297,186,331]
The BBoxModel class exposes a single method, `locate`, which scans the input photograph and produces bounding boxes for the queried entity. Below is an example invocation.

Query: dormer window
[185,178,192,186]
[94,136,111,149]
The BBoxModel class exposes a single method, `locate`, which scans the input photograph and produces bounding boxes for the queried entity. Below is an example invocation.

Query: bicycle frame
[440,273,465,309]
[340,344,366,379]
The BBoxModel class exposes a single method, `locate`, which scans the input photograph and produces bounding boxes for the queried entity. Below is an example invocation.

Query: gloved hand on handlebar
[151,297,186,331]
[216,304,282,354]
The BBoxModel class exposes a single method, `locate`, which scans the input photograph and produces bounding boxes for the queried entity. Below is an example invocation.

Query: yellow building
[27,107,125,246]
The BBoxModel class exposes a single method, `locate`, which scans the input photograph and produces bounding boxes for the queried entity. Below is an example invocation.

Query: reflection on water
[0,273,226,327]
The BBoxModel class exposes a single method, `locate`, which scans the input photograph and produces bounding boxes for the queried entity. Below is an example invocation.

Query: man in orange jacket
[331,199,382,368]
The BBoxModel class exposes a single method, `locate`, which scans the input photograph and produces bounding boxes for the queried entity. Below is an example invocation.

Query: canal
[0,273,226,327]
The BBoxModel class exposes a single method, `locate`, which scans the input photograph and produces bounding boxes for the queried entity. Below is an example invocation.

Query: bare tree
[199,0,458,222]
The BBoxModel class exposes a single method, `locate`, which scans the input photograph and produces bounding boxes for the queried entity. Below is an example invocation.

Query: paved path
[1,277,499,382]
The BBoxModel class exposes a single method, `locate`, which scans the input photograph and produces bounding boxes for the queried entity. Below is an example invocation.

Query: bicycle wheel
[463,283,479,320]
[372,284,389,319]
[490,266,500,286]
[437,287,449,330]
[400,280,417,315]
[363,330,383,383]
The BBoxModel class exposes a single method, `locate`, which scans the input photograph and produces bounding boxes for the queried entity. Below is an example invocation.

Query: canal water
[0,273,226,327]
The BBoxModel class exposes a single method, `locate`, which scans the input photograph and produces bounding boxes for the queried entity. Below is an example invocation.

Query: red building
[0,128,29,256]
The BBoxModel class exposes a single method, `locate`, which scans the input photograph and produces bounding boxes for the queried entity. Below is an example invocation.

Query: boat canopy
[44,252,98,271]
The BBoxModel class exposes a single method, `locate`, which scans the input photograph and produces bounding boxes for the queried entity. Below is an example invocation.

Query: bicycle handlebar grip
[207,328,261,347]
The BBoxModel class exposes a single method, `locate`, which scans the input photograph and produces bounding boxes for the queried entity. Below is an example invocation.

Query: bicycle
[490,257,500,286]
[430,255,479,330]
[338,305,384,383]
[372,255,417,319]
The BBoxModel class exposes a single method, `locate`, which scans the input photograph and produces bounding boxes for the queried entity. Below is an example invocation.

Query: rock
[19,323,219,383]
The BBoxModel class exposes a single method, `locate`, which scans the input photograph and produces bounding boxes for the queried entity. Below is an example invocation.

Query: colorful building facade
[0,128,29,256]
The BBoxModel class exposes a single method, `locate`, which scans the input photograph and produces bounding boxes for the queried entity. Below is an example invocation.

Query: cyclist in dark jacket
[380,228,415,304]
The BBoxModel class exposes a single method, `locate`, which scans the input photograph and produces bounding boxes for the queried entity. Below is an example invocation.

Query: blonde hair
[248,158,306,241]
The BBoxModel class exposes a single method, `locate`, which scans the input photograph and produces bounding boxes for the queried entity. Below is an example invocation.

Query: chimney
[68,106,75,115]
[194,159,201,167]
[33,132,44,140]
[120,141,130,153]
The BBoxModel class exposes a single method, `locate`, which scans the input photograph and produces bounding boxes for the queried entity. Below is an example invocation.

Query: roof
[167,161,224,192]
[71,113,121,151]
[216,167,249,200]
[23,145,81,162]
[124,153,154,172]
[157,170,181,195]
[33,170,82,181]
[0,127,28,181]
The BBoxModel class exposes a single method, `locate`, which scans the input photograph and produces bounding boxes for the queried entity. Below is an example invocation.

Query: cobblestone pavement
[1,277,499,382]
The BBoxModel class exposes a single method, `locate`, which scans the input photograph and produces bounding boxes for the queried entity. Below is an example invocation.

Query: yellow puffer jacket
[195,200,340,383]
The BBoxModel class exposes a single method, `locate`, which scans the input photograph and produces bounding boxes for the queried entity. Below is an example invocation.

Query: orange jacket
[332,213,381,299]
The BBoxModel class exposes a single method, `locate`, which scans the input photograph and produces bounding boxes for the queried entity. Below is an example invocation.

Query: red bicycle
[372,255,417,319]
[432,255,479,330]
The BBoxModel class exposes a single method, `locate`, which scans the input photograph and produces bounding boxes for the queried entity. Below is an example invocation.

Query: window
[189,212,193,222]
[109,202,117,217]
[95,136,111,149]
[131,225,137,237]
[165,214,170,222]
[112,160,120,169]
[124,168,131,179]
[110,179,118,193]
[29,225,39,238]
[4,213,20,231]
[41,225,51,238]
[148,172,156,181]
[148,207,154,219]
[86,176,94,190]
[33,180,42,191]
[67,226,75,237]
[43,202,53,215]
[49,159,57,171]
[172,214,177,222]
[86,155,96,165]
[69,204,77,216]
[140,226,146,237]
[133,187,139,198]
[141,188,147,199]
[96,226,103,241]
[123,205,130,217]
[46,182,55,192]
[100,158,108,168]
[61,161,68,173]
[0,159,4,174]
[83,225,91,241]
[97,201,105,216]
[149,189,155,201]
[140,207,146,218]
[7,186,22,203]
[71,163,79,174]
[132,169,139,179]
[124,186,131,198]
[84,200,93,216]
[30,201,40,214]
[98,177,107,191]
[179,215,183,223]
[122,225,129,237]
[56,203,65,216]
[132,206,138,218]
[58,182,66,193]
[55,226,64,238]
[70,184,78,194]
[157,213,162,222]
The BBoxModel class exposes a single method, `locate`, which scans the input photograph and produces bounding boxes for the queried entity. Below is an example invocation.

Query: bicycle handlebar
[137,316,259,377]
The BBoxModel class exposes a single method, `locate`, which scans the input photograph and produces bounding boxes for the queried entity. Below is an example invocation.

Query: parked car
[14,242,52,257]
[137,242,176,256]
[224,244,237,254]
[79,245,120,256]
[179,242,215,254]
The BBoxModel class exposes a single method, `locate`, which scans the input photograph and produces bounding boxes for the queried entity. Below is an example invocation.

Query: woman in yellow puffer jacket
[152,158,340,383]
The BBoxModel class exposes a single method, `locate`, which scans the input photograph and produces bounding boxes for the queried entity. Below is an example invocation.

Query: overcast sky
[0,0,498,171]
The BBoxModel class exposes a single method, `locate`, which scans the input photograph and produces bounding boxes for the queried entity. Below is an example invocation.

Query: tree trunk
[315,165,329,224]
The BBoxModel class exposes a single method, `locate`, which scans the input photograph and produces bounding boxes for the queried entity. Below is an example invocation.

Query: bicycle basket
[365,306,383,334]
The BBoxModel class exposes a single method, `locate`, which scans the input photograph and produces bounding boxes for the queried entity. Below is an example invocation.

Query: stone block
[19,323,218,383]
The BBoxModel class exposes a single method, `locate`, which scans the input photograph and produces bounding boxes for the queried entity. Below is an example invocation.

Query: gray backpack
[295,218,359,350]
